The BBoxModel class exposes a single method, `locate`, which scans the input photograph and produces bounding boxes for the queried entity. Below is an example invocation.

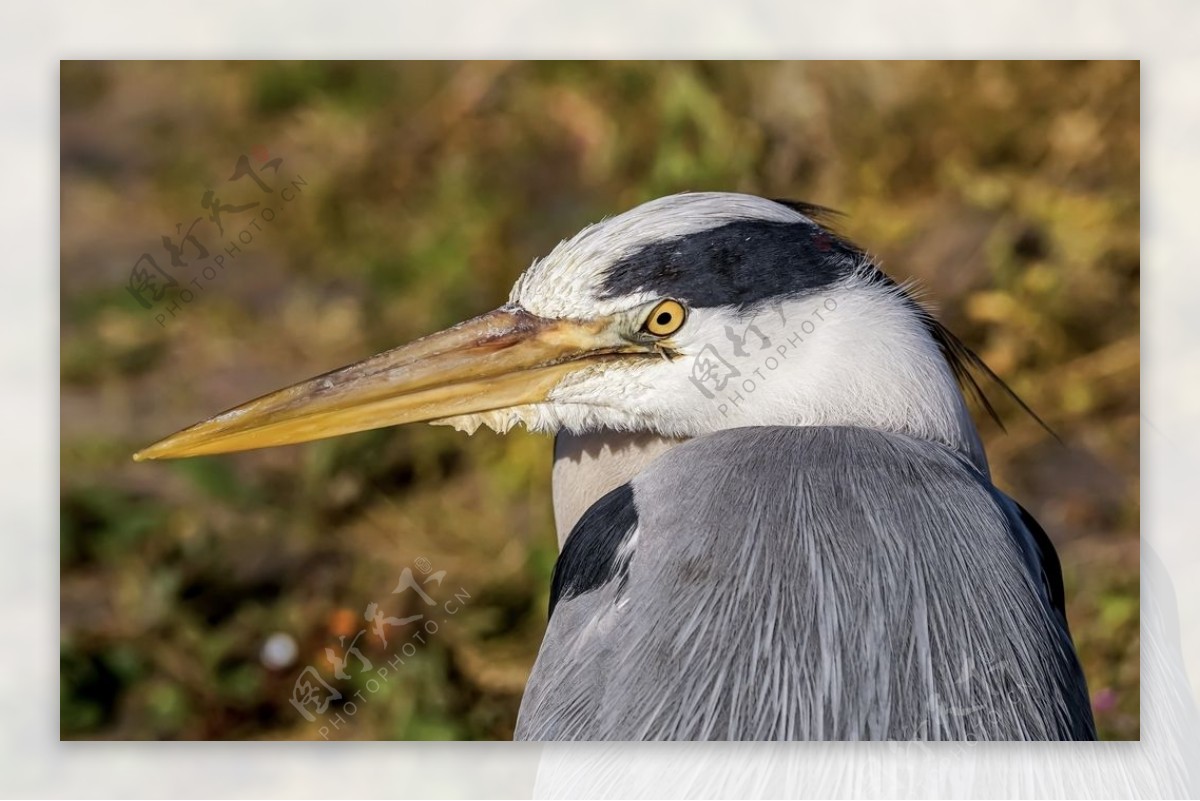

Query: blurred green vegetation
[60,61,1139,740]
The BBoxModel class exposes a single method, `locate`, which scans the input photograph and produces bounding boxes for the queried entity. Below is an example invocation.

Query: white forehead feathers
[509,192,809,319]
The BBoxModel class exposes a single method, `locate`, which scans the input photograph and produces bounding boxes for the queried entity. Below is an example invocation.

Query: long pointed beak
[133,307,640,461]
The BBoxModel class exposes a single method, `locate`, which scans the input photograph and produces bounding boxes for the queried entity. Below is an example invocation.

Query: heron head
[135,192,984,462]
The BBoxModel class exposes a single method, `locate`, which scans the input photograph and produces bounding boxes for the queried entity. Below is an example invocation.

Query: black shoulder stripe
[1016,501,1068,625]
[548,483,638,619]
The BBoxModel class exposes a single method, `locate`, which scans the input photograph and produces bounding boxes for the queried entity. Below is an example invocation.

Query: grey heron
[135,192,1096,741]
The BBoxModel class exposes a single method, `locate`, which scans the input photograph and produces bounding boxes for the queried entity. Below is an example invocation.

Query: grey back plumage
[516,426,1095,741]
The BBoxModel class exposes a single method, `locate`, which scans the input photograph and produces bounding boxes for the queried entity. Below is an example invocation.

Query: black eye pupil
[656,312,672,326]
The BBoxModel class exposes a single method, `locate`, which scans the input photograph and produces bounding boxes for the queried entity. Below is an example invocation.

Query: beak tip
[133,440,174,462]
[127,307,605,463]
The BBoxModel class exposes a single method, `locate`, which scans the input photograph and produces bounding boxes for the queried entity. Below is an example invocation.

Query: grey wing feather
[516,426,1096,741]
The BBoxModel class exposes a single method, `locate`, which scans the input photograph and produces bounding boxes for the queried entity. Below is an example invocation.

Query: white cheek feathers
[447,192,988,472]
[449,276,986,474]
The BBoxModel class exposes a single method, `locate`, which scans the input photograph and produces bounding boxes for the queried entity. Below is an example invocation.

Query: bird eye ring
[643,299,687,337]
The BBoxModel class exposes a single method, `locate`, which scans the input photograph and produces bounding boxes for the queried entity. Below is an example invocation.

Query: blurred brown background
[60,61,1139,740]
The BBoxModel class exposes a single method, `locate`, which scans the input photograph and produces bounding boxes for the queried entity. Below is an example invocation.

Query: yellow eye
[643,299,687,337]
